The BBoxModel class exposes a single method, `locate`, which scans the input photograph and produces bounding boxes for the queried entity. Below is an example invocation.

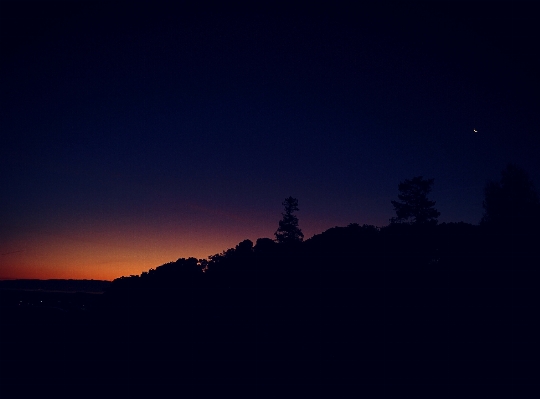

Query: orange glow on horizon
[0,202,384,281]
[0,216,278,280]
[0,235,257,281]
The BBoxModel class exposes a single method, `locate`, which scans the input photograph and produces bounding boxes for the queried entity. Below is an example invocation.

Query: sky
[1,1,539,280]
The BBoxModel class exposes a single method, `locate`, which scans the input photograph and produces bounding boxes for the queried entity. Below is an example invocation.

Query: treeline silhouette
[106,164,540,300]
[3,164,539,398]
[105,220,537,298]
[94,164,539,397]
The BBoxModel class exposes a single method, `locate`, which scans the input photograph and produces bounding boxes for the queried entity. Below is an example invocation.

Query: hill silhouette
[105,219,538,296]
[2,167,539,398]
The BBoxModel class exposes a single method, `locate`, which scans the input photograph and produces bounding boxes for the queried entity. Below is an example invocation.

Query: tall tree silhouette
[481,163,540,228]
[390,176,440,225]
[275,196,304,244]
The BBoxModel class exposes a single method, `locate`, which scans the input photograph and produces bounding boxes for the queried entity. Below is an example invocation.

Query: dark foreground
[1,287,538,399]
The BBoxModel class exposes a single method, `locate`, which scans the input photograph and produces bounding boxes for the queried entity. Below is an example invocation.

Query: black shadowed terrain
[2,168,540,398]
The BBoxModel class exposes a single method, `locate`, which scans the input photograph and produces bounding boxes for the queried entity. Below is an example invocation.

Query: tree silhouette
[481,163,540,228]
[390,176,440,225]
[275,196,304,244]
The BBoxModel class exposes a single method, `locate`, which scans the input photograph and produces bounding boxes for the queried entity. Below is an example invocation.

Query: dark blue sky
[1,1,539,279]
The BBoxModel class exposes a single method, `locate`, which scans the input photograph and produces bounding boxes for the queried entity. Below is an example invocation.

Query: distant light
[473,129,478,133]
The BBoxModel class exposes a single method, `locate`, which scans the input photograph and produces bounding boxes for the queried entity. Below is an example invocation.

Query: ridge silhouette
[2,165,539,398]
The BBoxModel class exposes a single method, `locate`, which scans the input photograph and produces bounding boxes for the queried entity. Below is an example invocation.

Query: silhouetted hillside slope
[3,221,539,398]
[95,220,539,398]
[105,221,539,296]
[4,164,540,399]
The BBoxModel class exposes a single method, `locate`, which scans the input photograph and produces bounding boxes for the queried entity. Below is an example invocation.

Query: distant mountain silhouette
[0,278,111,293]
